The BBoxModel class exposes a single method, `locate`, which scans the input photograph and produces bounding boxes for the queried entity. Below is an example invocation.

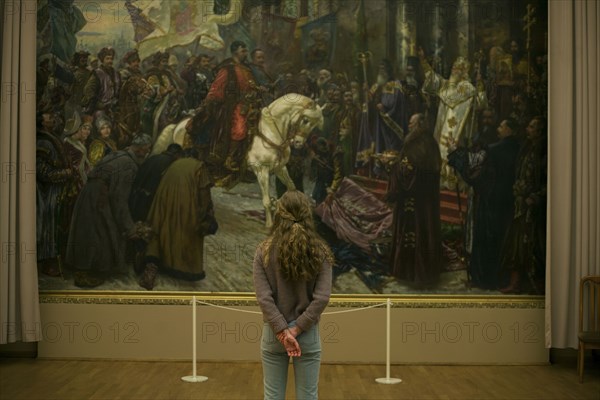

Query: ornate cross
[357,51,372,82]
[523,4,537,51]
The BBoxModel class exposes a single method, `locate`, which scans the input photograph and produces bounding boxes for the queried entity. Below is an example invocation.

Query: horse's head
[290,100,323,145]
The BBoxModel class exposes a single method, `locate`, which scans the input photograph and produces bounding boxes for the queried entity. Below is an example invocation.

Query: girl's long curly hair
[263,191,334,281]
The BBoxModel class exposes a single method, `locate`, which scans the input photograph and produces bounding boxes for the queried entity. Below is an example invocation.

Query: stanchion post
[182,295,208,383]
[376,298,402,384]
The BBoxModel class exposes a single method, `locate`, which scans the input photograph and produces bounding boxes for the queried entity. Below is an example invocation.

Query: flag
[300,13,337,71]
[134,0,243,60]
[259,13,297,68]
[355,0,368,55]
[354,0,372,93]
[42,0,87,63]
[353,0,373,168]
[125,1,155,42]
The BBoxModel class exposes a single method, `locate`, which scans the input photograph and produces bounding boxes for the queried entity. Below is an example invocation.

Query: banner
[259,13,297,69]
[300,13,337,70]
[134,0,243,60]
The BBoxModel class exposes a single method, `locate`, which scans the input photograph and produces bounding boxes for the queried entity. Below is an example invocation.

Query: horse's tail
[151,123,177,156]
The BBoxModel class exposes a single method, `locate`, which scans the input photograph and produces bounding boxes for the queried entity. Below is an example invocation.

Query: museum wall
[0,0,558,365]
[36,300,547,364]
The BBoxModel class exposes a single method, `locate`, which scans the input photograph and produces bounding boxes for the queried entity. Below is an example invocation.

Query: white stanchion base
[181,375,208,383]
[375,377,402,384]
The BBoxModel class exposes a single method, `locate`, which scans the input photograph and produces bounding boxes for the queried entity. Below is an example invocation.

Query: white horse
[248,94,323,227]
[151,94,323,227]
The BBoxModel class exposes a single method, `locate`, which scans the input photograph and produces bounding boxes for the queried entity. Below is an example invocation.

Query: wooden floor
[1,358,599,399]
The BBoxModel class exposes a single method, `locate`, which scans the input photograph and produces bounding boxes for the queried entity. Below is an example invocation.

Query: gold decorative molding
[39,291,545,309]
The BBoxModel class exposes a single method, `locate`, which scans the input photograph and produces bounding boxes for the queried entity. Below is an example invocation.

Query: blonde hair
[263,191,334,281]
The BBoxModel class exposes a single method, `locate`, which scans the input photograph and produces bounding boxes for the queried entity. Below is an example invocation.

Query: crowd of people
[36,35,547,294]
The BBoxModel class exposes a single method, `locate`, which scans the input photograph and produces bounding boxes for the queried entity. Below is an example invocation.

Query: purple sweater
[253,245,332,334]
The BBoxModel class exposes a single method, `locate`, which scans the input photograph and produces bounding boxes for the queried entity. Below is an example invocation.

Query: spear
[523,4,536,92]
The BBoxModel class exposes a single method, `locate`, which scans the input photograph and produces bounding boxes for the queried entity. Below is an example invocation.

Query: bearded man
[386,113,442,286]
[448,118,521,290]
[419,48,487,189]
[81,47,121,120]
[68,51,91,114]
[369,59,408,153]
[499,116,547,294]
[320,83,343,142]
[117,49,148,147]
[143,51,185,140]
[474,108,499,147]
[402,63,424,118]
[249,48,275,105]
[316,68,333,106]
[36,112,73,276]
[337,90,360,175]
[180,54,215,109]
[203,40,261,175]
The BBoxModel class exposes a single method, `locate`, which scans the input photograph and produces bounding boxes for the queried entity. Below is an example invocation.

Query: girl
[253,190,334,400]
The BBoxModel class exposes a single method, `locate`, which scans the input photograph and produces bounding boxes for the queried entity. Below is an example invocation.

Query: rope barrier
[182,296,401,384]
[194,299,262,315]
[192,299,388,315]
[323,302,387,315]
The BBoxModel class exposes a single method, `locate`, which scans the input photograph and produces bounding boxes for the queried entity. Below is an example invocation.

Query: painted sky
[74,1,136,53]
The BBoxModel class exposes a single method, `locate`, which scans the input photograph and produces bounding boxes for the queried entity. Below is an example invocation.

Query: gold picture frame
[39,291,545,310]
[36,1,548,303]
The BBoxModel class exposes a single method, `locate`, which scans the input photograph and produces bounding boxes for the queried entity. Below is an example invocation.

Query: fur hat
[63,112,82,136]
[98,47,116,62]
[71,50,90,66]
[152,51,170,66]
[94,116,111,132]
[122,49,140,65]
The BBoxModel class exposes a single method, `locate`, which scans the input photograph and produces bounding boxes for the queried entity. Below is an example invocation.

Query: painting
[35,0,548,297]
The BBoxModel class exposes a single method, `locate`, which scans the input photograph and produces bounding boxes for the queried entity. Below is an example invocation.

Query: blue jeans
[261,322,321,400]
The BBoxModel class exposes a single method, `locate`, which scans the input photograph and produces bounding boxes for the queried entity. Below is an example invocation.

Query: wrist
[276,329,287,340]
